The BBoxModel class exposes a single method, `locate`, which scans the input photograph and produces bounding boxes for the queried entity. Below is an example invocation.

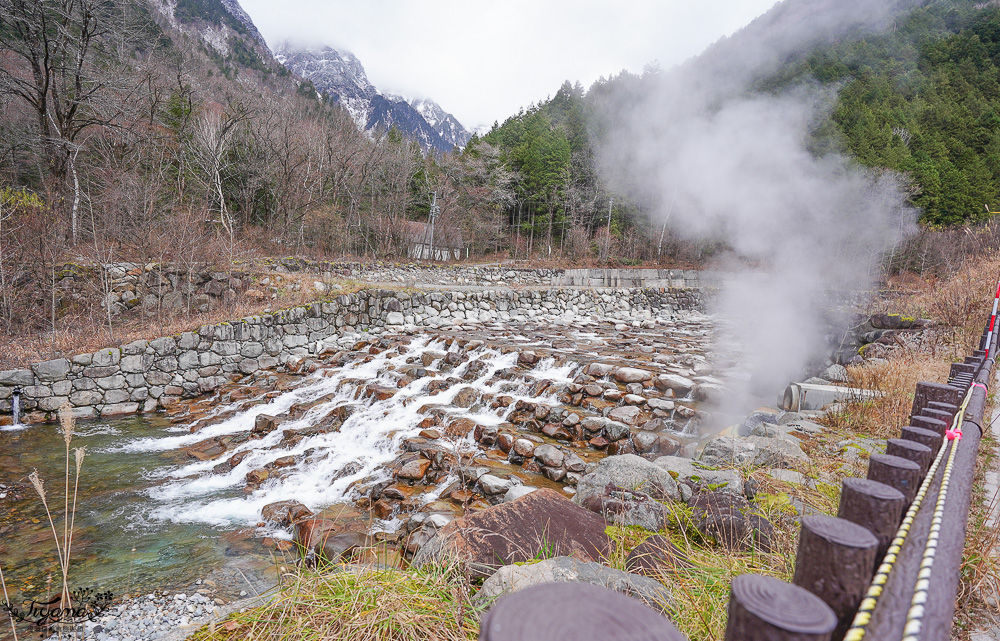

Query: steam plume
[596,0,921,411]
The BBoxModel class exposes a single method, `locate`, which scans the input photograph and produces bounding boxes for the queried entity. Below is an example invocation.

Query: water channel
[0,315,717,611]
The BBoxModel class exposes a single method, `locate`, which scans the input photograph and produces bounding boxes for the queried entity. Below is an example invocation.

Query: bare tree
[0,0,142,243]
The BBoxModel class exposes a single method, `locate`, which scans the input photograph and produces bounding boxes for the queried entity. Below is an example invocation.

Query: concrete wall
[0,286,704,423]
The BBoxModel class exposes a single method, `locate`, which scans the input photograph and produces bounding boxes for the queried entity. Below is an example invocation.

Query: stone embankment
[256,258,710,289]
[50,259,708,319]
[0,286,702,423]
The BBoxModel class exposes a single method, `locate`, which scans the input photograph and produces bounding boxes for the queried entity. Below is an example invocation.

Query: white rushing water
[126,337,578,529]
[2,390,25,432]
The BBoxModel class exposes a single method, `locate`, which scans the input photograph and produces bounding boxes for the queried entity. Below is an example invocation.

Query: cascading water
[124,337,576,532]
[10,386,20,427]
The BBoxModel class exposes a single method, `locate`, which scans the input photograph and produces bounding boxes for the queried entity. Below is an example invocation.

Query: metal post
[428,191,438,261]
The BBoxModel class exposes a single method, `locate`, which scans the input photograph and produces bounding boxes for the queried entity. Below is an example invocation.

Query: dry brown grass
[822,353,951,440]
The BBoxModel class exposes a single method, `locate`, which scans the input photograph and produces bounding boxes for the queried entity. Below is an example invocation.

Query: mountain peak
[276,41,471,152]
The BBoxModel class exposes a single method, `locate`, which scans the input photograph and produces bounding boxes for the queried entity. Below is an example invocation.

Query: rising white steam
[596,0,923,406]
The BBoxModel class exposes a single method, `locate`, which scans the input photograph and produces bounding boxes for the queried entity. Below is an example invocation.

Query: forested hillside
[4,0,1000,341]
[778,0,1000,225]
[0,0,510,337]
[477,0,1000,240]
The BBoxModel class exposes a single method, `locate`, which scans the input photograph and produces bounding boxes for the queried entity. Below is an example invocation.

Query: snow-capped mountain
[411,98,472,149]
[218,0,267,47]
[150,0,275,66]
[275,41,471,152]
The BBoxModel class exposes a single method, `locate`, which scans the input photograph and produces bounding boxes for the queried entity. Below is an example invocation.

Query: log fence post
[836,477,905,563]
[724,574,836,641]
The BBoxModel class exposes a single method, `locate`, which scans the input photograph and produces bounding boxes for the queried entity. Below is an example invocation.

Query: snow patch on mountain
[276,41,471,152]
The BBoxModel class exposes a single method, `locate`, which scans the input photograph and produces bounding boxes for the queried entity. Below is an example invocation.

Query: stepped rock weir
[0,285,704,424]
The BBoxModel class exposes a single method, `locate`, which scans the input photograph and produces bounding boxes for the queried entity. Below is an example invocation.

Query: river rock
[294,518,339,554]
[692,383,724,404]
[632,432,660,454]
[585,362,614,377]
[607,405,644,426]
[574,454,680,506]
[317,531,370,564]
[518,350,540,365]
[502,485,538,503]
[646,398,675,412]
[655,374,694,395]
[479,474,516,495]
[261,500,314,527]
[452,387,478,408]
[398,459,432,481]
[253,414,282,436]
[513,439,536,458]
[533,444,564,468]
[698,435,808,469]
[613,367,653,383]
[411,488,610,577]
[476,556,671,612]
[654,456,742,496]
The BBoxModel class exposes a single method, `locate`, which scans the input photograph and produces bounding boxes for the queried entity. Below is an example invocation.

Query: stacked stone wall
[0,286,705,423]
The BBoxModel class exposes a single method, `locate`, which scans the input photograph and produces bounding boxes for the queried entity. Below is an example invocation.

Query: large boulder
[654,456,742,496]
[574,455,681,507]
[688,491,774,552]
[411,489,610,577]
[698,435,808,469]
[476,556,671,613]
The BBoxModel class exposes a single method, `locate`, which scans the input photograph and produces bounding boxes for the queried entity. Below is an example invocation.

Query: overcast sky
[239,0,781,130]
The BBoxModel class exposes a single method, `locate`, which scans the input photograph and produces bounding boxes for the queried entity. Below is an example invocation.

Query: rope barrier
[844,382,977,641]
[900,383,977,640]
[844,279,999,640]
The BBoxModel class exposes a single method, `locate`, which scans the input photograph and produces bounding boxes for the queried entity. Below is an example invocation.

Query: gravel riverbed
[39,583,266,641]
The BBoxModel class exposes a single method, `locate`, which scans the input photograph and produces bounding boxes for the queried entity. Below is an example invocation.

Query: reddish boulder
[294,518,340,552]
[261,500,314,527]
[410,488,610,577]
[397,459,432,481]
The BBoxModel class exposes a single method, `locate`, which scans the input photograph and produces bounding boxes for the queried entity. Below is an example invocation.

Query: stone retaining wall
[0,286,704,423]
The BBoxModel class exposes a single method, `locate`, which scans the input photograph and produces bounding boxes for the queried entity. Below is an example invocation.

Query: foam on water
[143,337,578,529]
